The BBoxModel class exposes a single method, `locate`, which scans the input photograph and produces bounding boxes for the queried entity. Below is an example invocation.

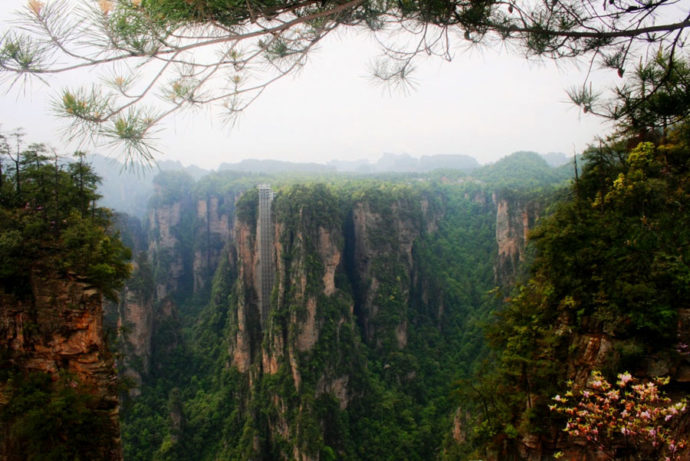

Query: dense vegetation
[9,60,689,457]
[0,372,118,460]
[114,56,689,460]
[0,142,131,300]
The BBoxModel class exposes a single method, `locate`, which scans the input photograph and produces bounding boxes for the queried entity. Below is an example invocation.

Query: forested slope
[454,58,690,460]
[453,128,690,460]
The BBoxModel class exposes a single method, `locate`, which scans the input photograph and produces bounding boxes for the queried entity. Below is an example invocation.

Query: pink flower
[551,369,689,457]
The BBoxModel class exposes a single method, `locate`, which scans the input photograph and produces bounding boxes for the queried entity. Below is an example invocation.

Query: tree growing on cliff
[2,0,690,158]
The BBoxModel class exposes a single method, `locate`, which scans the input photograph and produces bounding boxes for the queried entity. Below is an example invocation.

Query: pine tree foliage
[0,129,131,300]
[2,0,689,158]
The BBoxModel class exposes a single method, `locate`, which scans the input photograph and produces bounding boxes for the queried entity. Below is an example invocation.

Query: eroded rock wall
[148,202,184,300]
[493,193,541,285]
[113,284,153,395]
[193,196,233,292]
[224,185,452,459]
[0,273,122,460]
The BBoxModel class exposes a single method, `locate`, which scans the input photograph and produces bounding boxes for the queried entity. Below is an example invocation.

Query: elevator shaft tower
[257,184,274,326]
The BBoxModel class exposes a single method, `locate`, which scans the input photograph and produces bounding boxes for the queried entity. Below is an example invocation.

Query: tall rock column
[494,193,540,285]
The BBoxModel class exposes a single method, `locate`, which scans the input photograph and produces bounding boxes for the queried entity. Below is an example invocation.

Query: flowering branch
[550,370,688,460]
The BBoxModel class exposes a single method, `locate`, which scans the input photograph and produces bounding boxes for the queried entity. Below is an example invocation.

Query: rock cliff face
[113,280,153,395]
[193,196,233,293]
[350,200,421,346]
[133,181,538,459]
[148,201,184,300]
[223,185,461,459]
[0,272,122,460]
[115,192,236,389]
[148,194,235,299]
[493,193,541,285]
[104,219,154,396]
[229,217,260,373]
[227,186,360,459]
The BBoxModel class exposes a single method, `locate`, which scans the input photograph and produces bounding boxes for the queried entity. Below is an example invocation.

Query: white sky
[0,0,619,169]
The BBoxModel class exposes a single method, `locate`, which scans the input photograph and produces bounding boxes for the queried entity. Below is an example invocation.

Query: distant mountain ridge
[328,153,481,173]
[90,151,569,216]
[218,158,334,173]
[217,153,482,173]
[473,151,574,187]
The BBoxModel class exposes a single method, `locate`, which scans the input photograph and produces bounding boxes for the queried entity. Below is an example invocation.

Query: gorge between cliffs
[107,161,548,460]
